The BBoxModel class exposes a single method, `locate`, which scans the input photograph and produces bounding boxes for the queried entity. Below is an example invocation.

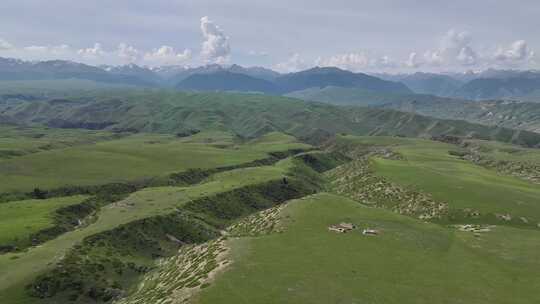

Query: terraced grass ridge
[0,129,310,194]
[0,145,340,303]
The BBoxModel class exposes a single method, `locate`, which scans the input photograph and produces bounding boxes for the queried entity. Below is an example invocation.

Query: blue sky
[0,0,538,72]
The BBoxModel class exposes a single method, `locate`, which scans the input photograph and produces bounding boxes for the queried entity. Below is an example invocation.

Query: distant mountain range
[452,71,540,101]
[376,69,540,101]
[2,56,540,101]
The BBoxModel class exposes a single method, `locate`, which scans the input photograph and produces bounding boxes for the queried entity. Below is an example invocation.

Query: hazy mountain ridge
[2,56,540,101]
[275,67,412,94]
[176,71,280,94]
[0,57,281,89]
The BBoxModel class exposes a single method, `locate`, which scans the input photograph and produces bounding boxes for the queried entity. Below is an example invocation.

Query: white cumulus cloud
[77,43,106,59]
[117,43,140,63]
[0,38,14,50]
[457,46,477,66]
[317,53,369,70]
[143,46,192,66]
[275,53,310,73]
[316,52,398,72]
[405,52,421,68]
[433,29,478,66]
[494,40,534,62]
[200,16,231,64]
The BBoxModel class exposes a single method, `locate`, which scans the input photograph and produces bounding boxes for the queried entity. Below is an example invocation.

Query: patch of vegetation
[458,140,540,184]
[0,125,127,161]
[0,196,89,252]
[326,157,448,220]
[228,204,288,237]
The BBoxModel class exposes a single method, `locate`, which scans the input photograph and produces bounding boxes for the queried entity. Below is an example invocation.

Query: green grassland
[0,151,303,303]
[0,125,122,159]
[463,139,540,162]
[0,130,310,193]
[337,135,540,225]
[0,195,88,247]
[198,193,540,304]
[0,79,136,96]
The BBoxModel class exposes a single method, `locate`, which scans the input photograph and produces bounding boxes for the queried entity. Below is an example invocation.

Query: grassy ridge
[23,154,328,303]
[0,125,125,159]
[360,137,540,226]
[0,130,310,193]
[329,135,540,227]
[198,193,540,304]
[0,150,341,303]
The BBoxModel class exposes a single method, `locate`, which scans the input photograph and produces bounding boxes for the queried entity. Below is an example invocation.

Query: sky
[0,0,539,73]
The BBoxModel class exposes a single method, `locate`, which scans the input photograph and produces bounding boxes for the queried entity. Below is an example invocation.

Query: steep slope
[274,67,412,94]
[1,90,539,147]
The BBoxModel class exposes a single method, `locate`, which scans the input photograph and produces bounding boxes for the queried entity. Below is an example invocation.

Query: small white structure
[362,229,380,236]
[328,222,356,233]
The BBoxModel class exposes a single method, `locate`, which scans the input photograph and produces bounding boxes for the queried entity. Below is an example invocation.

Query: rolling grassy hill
[0,129,310,193]
[1,90,539,147]
[192,136,540,304]
[1,126,539,303]
[0,125,127,159]
[105,134,540,304]
[355,136,540,225]
[194,193,540,304]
